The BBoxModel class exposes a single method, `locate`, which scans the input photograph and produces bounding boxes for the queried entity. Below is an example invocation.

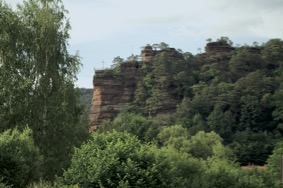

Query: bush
[156,124,190,152]
[0,127,42,187]
[266,141,283,187]
[196,158,240,188]
[97,112,160,142]
[0,181,11,188]
[27,179,79,188]
[63,131,201,187]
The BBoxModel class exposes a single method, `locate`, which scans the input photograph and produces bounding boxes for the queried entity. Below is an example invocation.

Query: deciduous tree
[0,0,89,180]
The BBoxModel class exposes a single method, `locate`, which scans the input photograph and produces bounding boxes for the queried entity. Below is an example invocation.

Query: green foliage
[272,84,283,134]
[64,131,201,188]
[152,42,170,50]
[158,147,203,187]
[239,169,278,188]
[217,36,233,46]
[27,180,53,188]
[0,2,29,130]
[0,0,89,181]
[65,37,283,186]
[229,48,263,80]
[134,47,190,115]
[111,56,124,68]
[157,125,190,152]
[188,131,233,160]
[197,158,240,188]
[230,130,274,165]
[98,112,160,142]
[78,88,93,121]
[175,97,195,129]
[266,141,283,185]
[262,39,283,71]
[156,126,233,161]
[0,127,42,188]
[207,105,234,143]
[170,38,283,165]
[64,128,274,188]
[127,54,139,61]
[27,179,80,188]
[1,6,283,184]
[196,157,274,188]
[0,180,11,188]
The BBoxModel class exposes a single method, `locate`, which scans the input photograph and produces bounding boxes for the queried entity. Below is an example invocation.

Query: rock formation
[205,41,235,54]
[89,61,139,130]
[90,43,247,130]
[89,47,184,130]
[141,45,156,62]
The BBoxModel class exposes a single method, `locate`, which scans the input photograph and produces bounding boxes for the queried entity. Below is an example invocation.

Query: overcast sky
[7,0,283,88]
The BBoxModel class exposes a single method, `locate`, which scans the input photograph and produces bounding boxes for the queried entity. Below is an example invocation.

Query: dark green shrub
[64,131,201,188]
[0,128,42,187]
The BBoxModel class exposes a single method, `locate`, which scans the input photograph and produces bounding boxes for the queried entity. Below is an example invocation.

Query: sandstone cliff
[89,43,237,130]
[205,41,235,54]
[90,47,184,130]
[89,61,139,130]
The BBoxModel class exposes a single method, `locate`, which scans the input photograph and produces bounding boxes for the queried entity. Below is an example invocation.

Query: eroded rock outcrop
[89,62,139,130]
[141,45,156,62]
[90,47,185,130]
[205,41,235,54]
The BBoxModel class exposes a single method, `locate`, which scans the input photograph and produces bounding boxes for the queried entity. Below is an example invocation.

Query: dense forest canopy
[119,38,283,166]
[1,0,283,187]
[85,37,283,187]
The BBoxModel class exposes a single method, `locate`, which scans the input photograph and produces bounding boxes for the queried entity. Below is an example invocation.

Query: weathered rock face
[89,62,139,130]
[141,45,156,62]
[89,47,185,130]
[205,41,235,54]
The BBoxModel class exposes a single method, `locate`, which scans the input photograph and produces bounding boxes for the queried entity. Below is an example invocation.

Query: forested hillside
[82,38,283,187]
[95,38,283,167]
[1,0,283,187]
[78,88,93,121]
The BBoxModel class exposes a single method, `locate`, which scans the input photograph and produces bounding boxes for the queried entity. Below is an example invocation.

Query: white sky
[6,0,283,88]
